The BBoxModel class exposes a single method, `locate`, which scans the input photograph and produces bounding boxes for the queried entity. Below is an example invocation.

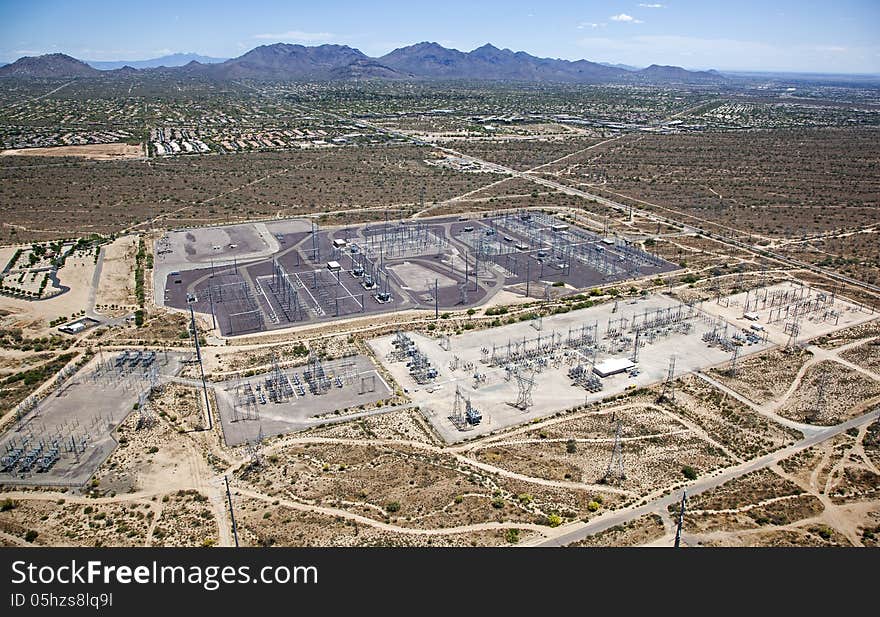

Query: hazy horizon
[1,0,878,75]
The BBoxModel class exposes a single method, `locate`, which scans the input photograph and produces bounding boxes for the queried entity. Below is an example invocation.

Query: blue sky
[1,0,878,73]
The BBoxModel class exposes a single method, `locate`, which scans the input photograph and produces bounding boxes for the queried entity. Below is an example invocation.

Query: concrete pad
[387,261,458,292]
[369,293,774,444]
[214,355,393,446]
[698,281,878,347]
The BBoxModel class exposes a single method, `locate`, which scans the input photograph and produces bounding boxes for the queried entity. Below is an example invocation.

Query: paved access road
[527,407,880,546]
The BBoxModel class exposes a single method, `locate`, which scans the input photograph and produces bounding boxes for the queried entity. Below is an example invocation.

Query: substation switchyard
[0,347,394,487]
[369,279,877,444]
[156,209,677,336]
[0,349,187,487]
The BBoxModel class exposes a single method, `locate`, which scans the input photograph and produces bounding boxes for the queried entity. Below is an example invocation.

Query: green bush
[386,502,401,513]
[681,466,698,480]
[815,526,833,540]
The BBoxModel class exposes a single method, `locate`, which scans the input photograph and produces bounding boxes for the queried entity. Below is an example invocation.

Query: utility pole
[225,475,239,547]
[189,302,212,431]
[526,258,531,298]
[434,278,439,319]
[674,490,687,548]
[207,286,216,330]
[474,252,479,291]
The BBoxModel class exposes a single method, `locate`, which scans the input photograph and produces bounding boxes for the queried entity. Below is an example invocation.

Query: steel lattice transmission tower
[658,356,676,403]
[452,385,466,426]
[603,421,626,482]
[247,427,264,468]
[513,368,535,410]
[810,371,828,422]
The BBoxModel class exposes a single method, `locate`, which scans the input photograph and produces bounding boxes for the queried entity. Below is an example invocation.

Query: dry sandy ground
[0,247,19,270]
[0,143,143,160]
[96,235,137,313]
[0,253,95,335]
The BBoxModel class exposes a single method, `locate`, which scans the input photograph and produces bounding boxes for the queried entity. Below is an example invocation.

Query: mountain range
[0,42,726,84]
[87,53,228,70]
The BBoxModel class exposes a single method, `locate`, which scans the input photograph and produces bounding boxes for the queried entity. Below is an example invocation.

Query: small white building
[332,238,347,249]
[743,311,760,321]
[327,261,342,273]
[593,358,636,378]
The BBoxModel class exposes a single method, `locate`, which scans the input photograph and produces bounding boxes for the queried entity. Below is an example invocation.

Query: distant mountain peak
[636,63,724,82]
[1,42,728,84]
[0,53,100,78]
[87,52,228,70]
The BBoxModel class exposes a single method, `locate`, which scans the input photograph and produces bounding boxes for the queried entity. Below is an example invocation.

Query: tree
[565,439,577,454]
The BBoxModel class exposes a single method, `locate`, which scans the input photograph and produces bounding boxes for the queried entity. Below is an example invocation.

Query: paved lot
[157,213,678,336]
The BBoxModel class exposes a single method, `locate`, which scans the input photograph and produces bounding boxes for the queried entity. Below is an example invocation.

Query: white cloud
[638,3,665,8]
[610,14,643,23]
[253,31,335,43]
[577,22,605,29]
